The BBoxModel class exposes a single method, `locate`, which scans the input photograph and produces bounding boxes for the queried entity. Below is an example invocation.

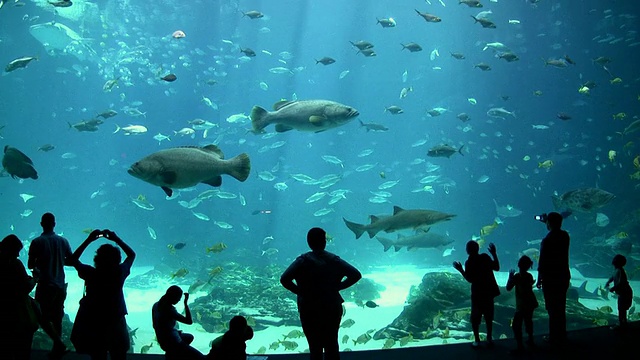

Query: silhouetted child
[207,315,254,360]
[453,241,500,348]
[605,254,633,330]
[506,255,539,354]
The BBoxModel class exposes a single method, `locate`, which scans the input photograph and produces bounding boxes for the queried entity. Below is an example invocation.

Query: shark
[29,21,96,61]
[493,199,523,218]
[344,206,456,239]
[568,280,609,301]
[376,230,454,252]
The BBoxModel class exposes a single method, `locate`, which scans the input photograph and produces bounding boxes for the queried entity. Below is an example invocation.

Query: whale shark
[29,21,96,61]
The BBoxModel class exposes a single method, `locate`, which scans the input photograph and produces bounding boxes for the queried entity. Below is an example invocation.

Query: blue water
[1,0,639,352]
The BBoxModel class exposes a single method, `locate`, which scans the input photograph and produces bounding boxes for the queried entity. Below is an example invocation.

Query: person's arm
[179,293,193,325]
[608,270,620,292]
[280,259,301,294]
[63,239,74,266]
[453,261,471,282]
[68,230,102,266]
[171,300,192,325]
[536,238,547,288]
[488,243,500,271]
[506,270,515,291]
[338,260,362,290]
[27,239,39,270]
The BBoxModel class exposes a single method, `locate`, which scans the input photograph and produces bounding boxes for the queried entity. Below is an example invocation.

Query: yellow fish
[206,242,228,254]
[81,228,93,234]
[608,150,617,162]
[610,77,622,84]
[208,266,223,277]
[137,194,146,202]
[623,141,634,150]
[170,268,189,279]
[616,232,629,239]
[533,90,543,96]
[630,171,640,180]
[612,112,626,120]
[538,160,554,169]
[578,86,590,95]
[379,171,386,179]
[480,221,499,237]
[167,244,176,254]
[633,155,640,169]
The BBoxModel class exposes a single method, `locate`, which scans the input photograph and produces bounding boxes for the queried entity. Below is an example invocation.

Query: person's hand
[488,243,497,255]
[509,269,515,278]
[183,292,190,303]
[536,279,542,289]
[103,230,117,241]
[88,229,103,241]
[453,261,463,272]
[32,268,41,281]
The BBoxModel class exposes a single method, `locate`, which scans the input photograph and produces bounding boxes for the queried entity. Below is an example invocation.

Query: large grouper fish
[551,187,615,213]
[250,99,359,133]
[343,206,456,239]
[128,145,250,197]
[2,145,38,180]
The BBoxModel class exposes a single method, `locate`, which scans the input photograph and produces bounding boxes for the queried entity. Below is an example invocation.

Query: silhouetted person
[153,285,204,360]
[506,255,538,354]
[453,241,500,348]
[0,234,68,360]
[28,213,72,341]
[535,212,570,345]
[280,227,362,360]
[207,315,254,360]
[68,230,135,360]
[605,254,632,330]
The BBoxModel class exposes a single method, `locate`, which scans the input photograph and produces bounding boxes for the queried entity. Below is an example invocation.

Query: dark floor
[32,322,637,360]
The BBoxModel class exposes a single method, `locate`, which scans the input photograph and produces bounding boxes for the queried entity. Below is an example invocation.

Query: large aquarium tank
[1,0,639,355]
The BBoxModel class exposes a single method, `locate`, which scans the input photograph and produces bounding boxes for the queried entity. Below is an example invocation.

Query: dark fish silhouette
[2,145,38,180]
[161,74,177,82]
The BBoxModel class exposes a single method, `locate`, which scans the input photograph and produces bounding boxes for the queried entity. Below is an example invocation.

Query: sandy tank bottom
[57,265,636,355]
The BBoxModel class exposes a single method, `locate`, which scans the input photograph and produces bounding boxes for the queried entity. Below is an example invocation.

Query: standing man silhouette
[28,213,72,347]
[281,227,362,360]
[536,212,570,345]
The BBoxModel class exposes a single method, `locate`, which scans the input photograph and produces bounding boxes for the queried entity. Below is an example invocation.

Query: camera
[534,213,548,223]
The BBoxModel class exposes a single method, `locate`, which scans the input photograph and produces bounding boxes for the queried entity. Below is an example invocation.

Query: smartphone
[97,233,104,237]
[534,215,542,221]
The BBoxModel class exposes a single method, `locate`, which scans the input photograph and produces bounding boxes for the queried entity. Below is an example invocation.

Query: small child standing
[605,254,633,330]
[506,255,539,354]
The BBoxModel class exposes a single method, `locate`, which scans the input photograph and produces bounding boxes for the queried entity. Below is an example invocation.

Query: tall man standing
[281,227,362,360]
[536,212,571,345]
[28,213,73,339]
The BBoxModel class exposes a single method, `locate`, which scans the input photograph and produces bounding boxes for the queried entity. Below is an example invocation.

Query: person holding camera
[152,285,205,360]
[68,229,136,360]
[535,212,570,346]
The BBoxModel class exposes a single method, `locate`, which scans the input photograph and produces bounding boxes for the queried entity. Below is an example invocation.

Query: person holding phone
[153,285,204,360]
[68,229,136,360]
